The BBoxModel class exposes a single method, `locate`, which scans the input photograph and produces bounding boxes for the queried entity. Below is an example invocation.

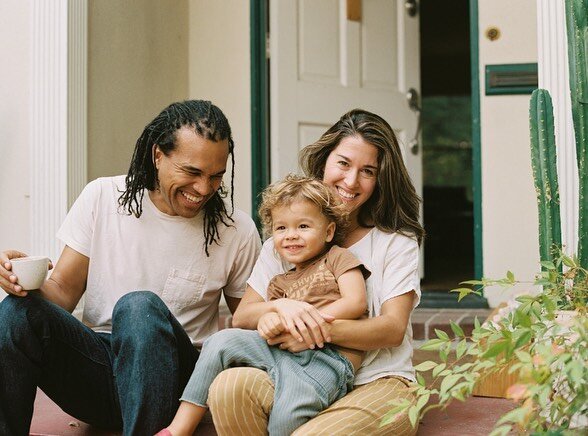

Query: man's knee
[0,294,45,341]
[112,290,167,324]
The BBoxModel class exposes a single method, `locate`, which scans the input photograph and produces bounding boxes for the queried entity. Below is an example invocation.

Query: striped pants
[181,329,354,436]
[208,367,418,435]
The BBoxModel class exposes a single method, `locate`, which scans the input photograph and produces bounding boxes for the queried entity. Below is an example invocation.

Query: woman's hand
[271,299,334,349]
[257,312,285,340]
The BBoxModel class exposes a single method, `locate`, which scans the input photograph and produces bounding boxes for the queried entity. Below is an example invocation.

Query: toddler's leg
[267,348,353,436]
[163,401,207,436]
[181,329,275,407]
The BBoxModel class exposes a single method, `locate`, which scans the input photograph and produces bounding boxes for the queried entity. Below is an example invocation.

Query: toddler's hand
[257,312,285,339]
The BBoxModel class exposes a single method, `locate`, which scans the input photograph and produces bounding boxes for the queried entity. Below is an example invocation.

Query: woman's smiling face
[322,135,379,219]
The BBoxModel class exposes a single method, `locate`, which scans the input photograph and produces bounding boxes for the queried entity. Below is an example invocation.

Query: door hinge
[265,33,271,59]
[405,0,418,17]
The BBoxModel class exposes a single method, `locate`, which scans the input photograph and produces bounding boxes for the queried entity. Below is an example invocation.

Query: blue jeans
[0,291,198,436]
[181,329,355,436]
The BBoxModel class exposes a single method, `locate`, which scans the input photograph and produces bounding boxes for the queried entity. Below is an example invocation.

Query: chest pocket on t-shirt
[162,268,207,311]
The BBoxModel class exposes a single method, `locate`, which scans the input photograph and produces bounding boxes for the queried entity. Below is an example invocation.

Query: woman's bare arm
[232,285,333,348]
[269,291,416,352]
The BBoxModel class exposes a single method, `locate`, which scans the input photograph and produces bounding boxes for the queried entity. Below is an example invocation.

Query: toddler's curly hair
[258,174,349,246]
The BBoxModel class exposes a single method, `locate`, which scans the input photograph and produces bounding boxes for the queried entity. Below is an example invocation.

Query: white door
[269,0,421,204]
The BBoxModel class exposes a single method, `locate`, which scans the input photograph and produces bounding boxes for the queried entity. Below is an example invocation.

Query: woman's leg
[291,376,418,436]
[207,368,274,436]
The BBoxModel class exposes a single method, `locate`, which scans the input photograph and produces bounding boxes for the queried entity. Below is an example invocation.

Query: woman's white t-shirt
[247,228,420,384]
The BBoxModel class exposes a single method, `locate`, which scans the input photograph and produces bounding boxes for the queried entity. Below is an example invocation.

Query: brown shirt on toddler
[267,245,370,370]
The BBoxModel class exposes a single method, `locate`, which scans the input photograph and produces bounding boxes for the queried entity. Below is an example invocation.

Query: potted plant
[381,252,586,435]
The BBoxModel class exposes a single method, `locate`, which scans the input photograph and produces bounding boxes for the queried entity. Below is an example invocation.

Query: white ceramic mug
[11,256,50,290]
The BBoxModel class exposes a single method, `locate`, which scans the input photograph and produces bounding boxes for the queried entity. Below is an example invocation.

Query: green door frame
[470,0,483,281]
[250,0,486,305]
[250,0,270,224]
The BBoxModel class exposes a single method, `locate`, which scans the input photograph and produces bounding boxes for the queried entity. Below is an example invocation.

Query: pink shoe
[154,429,172,436]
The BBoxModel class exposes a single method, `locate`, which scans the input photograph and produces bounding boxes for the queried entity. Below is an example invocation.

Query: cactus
[565,0,588,269]
[530,89,562,264]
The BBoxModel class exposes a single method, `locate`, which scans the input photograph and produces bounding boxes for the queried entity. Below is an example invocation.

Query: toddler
[157,175,369,436]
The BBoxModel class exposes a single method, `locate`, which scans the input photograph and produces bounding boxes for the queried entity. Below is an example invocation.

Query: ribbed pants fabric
[181,328,354,436]
[208,367,418,436]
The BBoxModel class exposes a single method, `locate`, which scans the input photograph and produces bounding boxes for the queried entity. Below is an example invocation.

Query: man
[0,100,261,435]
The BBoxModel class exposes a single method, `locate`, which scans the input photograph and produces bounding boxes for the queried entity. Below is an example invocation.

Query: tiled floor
[31,386,515,436]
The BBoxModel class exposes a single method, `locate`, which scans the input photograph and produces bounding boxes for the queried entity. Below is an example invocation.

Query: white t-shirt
[247,228,420,384]
[57,176,261,346]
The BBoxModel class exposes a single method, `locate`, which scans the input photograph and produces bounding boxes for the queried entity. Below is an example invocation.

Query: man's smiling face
[150,126,229,218]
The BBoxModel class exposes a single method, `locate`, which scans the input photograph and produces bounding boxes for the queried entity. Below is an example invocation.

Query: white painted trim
[536,0,577,255]
[30,0,87,263]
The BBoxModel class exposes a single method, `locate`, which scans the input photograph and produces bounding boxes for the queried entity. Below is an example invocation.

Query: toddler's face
[271,199,335,269]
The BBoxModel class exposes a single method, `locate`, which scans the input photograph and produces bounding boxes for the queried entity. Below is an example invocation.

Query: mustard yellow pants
[208,367,418,435]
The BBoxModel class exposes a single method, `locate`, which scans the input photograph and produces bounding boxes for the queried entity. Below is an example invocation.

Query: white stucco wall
[0,0,30,253]
[88,0,189,181]
[188,0,252,215]
[479,0,540,306]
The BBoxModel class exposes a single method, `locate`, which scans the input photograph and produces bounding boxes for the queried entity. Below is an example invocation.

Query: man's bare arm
[39,246,89,312]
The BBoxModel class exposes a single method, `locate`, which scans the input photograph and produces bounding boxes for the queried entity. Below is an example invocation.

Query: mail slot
[485,63,538,95]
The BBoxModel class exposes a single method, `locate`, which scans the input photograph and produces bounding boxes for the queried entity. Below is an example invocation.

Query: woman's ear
[325,222,336,243]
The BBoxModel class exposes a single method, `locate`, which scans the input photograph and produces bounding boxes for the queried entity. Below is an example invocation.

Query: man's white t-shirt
[57,176,261,346]
[247,228,420,384]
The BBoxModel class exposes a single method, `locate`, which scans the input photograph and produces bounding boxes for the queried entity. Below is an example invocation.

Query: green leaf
[474,316,481,330]
[456,339,468,359]
[459,279,485,285]
[514,310,532,328]
[432,363,446,378]
[450,321,465,338]
[482,340,508,358]
[414,361,437,372]
[439,374,461,396]
[540,260,556,270]
[489,425,511,436]
[496,406,528,425]
[420,339,445,351]
[562,254,576,267]
[408,406,419,428]
[415,392,430,411]
[568,361,584,384]
[513,329,532,349]
[514,350,531,363]
[380,400,411,426]
[506,270,515,282]
[435,329,450,341]
[416,373,426,387]
[450,287,481,302]
[439,348,448,362]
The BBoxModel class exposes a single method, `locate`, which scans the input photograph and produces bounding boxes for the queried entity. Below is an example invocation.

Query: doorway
[419,0,486,307]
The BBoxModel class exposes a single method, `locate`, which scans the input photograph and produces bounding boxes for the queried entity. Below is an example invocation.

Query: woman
[210,109,424,435]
